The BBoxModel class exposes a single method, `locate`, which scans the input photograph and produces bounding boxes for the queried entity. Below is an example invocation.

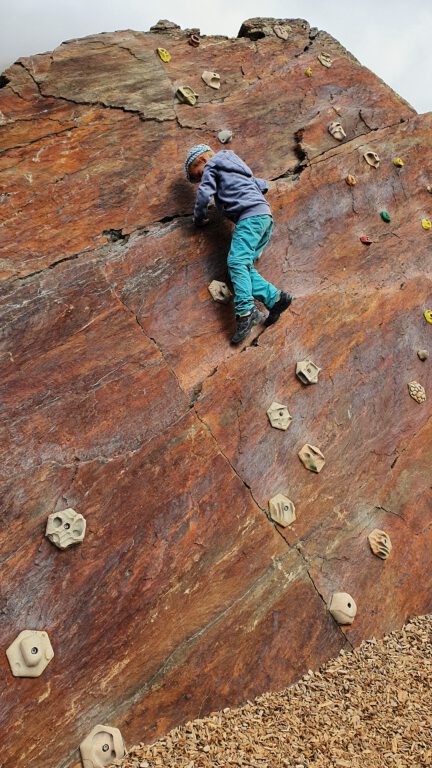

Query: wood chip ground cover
[117,615,432,767]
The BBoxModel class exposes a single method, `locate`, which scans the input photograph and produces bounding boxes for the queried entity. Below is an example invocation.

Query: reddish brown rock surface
[0,17,431,768]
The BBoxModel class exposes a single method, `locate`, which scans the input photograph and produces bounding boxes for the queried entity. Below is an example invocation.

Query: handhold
[305,67,312,77]
[217,129,232,144]
[427,185,432,194]
[201,71,220,89]
[380,210,391,223]
[407,380,426,403]
[268,494,296,527]
[317,52,332,68]
[156,48,171,62]
[328,593,357,625]
[328,121,346,141]
[421,218,432,230]
[296,358,321,384]
[80,725,125,768]
[368,529,392,560]
[273,24,292,40]
[188,34,200,47]
[6,630,54,678]
[208,280,231,304]
[266,402,292,431]
[298,444,325,473]
[393,157,404,167]
[363,151,380,168]
[360,235,373,244]
[424,310,432,324]
[175,87,199,106]
[345,174,357,186]
[45,507,86,550]
[417,349,428,361]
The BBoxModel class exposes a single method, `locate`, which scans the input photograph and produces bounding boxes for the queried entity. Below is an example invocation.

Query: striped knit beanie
[185,144,212,180]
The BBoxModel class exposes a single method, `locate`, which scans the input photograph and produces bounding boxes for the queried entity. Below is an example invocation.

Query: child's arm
[254,176,269,194]
[194,164,218,225]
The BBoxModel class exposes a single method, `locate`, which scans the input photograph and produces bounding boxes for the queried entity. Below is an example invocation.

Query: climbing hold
[80,725,125,768]
[208,280,231,304]
[317,52,332,68]
[298,444,325,473]
[424,310,432,324]
[427,185,432,194]
[380,211,391,223]
[156,48,171,62]
[273,24,292,39]
[305,67,312,77]
[266,402,292,431]
[363,151,380,168]
[328,593,357,625]
[360,235,373,244]
[175,87,199,106]
[328,121,346,141]
[296,358,321,385]
[417,349,428,361]
[6,630,54,678]
[368,529,392,560]
[345,174,357,186]
[393,157,404,167]
[407,380,426,403]
[268,494,296,527]
[421,218,432,230]
[188,34,200,47]
[202,71,221,89]
[217,129,232,144]
[45,508,86,550]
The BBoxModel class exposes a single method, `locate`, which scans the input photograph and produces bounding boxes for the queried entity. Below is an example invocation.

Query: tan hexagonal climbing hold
[328,592,357,625]
[6,629,54,677]
[298,444,325,473]
[268,494,296,527]
[208,280,231,304]
[266,402,292,431]
[296,358,321,384]
[80,724,125,768]
[368,529,392,560]
[45,508,86,550]
[363,150,380,168]
[202,71,221,89]
[407,380,426,403]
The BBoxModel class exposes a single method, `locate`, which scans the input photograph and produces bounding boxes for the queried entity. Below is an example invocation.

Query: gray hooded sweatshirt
[194,150,271,225]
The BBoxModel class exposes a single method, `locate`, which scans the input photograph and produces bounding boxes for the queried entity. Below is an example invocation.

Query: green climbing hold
[380,211,391,223]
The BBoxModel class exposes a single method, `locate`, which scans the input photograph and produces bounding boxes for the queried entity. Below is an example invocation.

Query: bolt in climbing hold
[368,529,392,560]
[217,129,232,144]
[363,151,380,168]
[6,630,54,678]
[175,86,199,106]
[80,725,125,767]
[421,218,432,230]
[298,444,325,473]
[296,359,321,384]
[380,211,391,222]
[305,67,312,77]
[317,52,332,68]
[202,71,220,89]
[345,174,357,186]
[424,310,432,324]
[45,508,86,550]
[360,235,372,244]
[268,494,296,527]
[267,402,292,431]
[208,280,231,304]
[188,34,200,47]
[156,47,171,62]
[417,349,428,361]
[328,121,346,141]
[393,157,404,167]
[407,380,426,403]
[328,593,357,625]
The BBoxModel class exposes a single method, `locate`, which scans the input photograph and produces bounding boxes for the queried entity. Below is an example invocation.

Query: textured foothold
[175,87,199,106]
[380,211,391,223]
[424,310,432,324]
[45,508,86,550]
[156,48,171,63]
[368,529,392,560]
[6,630,54,678]
[417,349,428,361]
[363,151,380,168]
[208,280,231,304]
[188,34,200,47]
[328,121,346,141]
[80,725,125,768]
[407,380,426,403]
[273,24,292,40]
[427,185,432,194]
[268,494,296,527]
[317,52,332,68]
[360,235,373,244]
[296,359,321,385]
[217,129,232,144]
[202,71,221,89]
[421,218,432,230]
[345,174,357,186]
[298,444,325,473]
[393,157,404,167]
[305,67,312,77]
[329,593,357,625]
[266,402,292,431]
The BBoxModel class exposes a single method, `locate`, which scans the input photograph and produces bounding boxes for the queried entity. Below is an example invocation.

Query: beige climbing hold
[407,380,426,403]
[156,48,171,63]
[202,71,221,89]
[296,358,321,384]
[267,402,292,431]
[417,349,428,361]
[45,507,86,550]
[175,86,199,106]
[273,24,292,39]
[393,157,404,167]
[6,630,54,678]
[80,725,125,768]
[317,52,332,68]
[427,184,432,194]
[328,121,346,141]
[368,529,392,560]
[268,494,296,527]
[208,280,231,304]
[188,34,200,47]
[298,444,325,473]
[345,174,357,186]
[329,593,357,625]
[363,151,380,168]
[421,218,432,230]
[218,129,232,144]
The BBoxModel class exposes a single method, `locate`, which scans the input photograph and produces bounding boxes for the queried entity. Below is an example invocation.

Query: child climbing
[185,144,293,344]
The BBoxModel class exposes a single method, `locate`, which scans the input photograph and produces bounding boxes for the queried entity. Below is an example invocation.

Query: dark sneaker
[231,307,265,344]
[264,291,293,327]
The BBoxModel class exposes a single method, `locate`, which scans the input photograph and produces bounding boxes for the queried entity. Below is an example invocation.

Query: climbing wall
[0,16,431,768]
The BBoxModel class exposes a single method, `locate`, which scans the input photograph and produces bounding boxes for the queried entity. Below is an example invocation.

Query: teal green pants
[227,215,279,315]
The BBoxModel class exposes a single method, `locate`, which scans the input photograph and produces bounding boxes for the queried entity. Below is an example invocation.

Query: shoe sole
[231,311,265,344]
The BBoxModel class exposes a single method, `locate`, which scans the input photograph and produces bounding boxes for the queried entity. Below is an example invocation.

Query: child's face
[189,151,214,182]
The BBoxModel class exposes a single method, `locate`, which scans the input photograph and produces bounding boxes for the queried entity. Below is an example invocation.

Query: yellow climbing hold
[393,157,404,167]
[305,67,312,77]
[424,310,432,324]
[421,218,432,230]
[156,47,171,62]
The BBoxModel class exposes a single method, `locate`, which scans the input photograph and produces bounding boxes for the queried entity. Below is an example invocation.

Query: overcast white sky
[1,0,431,113]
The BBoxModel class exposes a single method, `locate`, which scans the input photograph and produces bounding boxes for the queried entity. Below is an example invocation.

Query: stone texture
[0,16,431,768]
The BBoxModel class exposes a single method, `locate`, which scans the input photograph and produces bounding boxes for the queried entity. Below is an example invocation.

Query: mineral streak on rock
[0,16,431,768]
